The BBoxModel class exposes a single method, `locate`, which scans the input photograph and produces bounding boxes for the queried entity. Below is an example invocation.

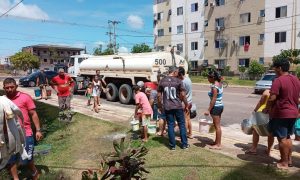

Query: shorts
[7,136,35,165]
[210,106,224,116]
[86,94,92,100]
[142,114,151,126]
[153,104,158,121]
[268,118,296,139]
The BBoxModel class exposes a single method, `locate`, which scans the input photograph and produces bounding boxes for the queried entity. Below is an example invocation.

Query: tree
[131,43,152,53]
[272,49,300,65]
[248,60,265,80]
[93,45,114,55]
[10,51,40,70]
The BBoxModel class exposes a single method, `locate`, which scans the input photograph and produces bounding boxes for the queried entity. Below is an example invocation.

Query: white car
[254,73,277,94]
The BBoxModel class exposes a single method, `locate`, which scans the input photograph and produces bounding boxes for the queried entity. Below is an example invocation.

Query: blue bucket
[34,89,41,97]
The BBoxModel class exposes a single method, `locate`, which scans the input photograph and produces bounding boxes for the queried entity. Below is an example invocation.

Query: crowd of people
[1,58,300,179]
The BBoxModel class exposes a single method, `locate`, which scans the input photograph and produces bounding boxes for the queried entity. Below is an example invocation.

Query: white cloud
[127,15,144,29]
[0,0,49,20]
[118,46,129,53]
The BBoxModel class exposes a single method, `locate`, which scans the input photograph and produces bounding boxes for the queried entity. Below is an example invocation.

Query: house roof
[23,44,85,51]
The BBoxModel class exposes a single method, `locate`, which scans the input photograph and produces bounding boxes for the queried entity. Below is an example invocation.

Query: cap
[58,68,65,73]
[137,81,144,88]
[168,66,178,73]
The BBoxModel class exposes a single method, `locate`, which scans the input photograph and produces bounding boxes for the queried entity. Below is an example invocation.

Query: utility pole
[106,21,113,51]
[108,20,121,54]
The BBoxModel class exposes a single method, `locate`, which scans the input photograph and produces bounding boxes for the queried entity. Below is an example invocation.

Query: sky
[0,0,154,57]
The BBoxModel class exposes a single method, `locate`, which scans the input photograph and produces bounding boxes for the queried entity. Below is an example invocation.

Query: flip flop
[245,150,257,155]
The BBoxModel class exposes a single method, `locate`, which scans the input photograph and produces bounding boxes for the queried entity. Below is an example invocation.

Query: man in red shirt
[265,58,300,169]
[3,78,42,180]
[51,68,74,121]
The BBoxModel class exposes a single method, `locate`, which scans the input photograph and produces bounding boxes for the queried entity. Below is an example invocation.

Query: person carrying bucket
[36,69,49,100]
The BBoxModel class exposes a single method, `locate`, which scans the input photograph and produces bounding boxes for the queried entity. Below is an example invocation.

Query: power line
[0,0,24,18]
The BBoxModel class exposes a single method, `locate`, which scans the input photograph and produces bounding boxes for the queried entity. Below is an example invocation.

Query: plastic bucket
[131,120,140,131]
[148,124,156,134]
[34,89,41,97]
[199,119,213,134]
[46,89,52,96]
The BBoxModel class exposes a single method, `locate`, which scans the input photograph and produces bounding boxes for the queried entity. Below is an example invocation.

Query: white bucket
[199,119,214,134]
[148,124,156,134]
[130,120,140,131]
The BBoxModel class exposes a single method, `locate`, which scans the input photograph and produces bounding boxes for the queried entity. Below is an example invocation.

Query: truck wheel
[106,83,118,101]
[119,84,133,104]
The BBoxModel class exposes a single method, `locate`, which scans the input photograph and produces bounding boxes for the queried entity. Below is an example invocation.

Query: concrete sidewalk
[4,85,300,172]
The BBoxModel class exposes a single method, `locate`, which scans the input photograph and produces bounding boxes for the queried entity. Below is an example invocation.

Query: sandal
[245,150,257,155]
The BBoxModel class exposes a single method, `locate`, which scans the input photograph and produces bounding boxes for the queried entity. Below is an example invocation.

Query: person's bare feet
[142,138,148,142]
[208,145,221,150]
[276,162,288,170]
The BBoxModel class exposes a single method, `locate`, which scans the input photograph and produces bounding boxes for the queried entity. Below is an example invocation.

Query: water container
[199,119,213,134]
[46,89,52,96]
[34,89,41,97]
[148,124,156,134]
[130,120,140,131]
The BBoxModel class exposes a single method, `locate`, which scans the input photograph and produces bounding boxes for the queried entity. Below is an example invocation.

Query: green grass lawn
[190,76,256,87]
[1,101,299,179]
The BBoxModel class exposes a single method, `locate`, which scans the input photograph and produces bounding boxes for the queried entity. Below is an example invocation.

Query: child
[85,83,93,106]
[134,86,153,142]
[92,77,101,113]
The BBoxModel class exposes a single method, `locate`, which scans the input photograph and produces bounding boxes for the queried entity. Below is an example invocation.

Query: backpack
[0,96,26,169]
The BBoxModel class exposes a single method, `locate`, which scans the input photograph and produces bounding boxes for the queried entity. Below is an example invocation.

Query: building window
[215,17,225,28]
[259,57,264,64]
[215,39,226,48]
[50,59,54,64]
[259,34,265,41]
[169,27,172,33]
[37,51,40,56]
[215,0,225,6]
[215,59,226,69]
[158,29,164,37]
[191,61,198,69]
[240,13,251,23]
[239,36,251,46]
[191,42,198,50]
[177,7,183,16]
[43,50,47,54]
[177,43,183,53]
[177,25,183,34]
[204,40,208,46]
[191,22,198,31]
[204,0,208,6]
[203,60,208,66]
[43,59,47,63]
[157,46,164,51]
[276,6,287,18]
[72,52,76,55]
[260,9,265,17]
[191,3,198,12]
[275,31,286,43]
[239,58,250,67]
[204,20,208,27]
[157,12,163,20]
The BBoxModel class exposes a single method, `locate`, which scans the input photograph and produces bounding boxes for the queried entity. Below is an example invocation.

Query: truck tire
[106,83,118,101]
[119,84,133,104]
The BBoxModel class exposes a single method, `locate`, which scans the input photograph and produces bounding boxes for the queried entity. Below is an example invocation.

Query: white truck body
[68,52,188,104]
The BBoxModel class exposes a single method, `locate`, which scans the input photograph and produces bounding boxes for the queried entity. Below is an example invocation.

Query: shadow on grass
[193,136,214,148]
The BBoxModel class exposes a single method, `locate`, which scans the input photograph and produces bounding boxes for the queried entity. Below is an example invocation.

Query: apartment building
[153,0,205,70]
[264,0,300,63]
[0,56,11,66]
[22,44,84,70]
[204,0,265,73]
[153,0,172,52]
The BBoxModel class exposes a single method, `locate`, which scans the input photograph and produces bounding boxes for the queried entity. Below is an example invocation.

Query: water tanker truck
[68,52,188,104]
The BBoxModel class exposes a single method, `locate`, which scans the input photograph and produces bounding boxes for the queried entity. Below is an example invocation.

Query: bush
[248,60,265,80]
[296,66,300,78]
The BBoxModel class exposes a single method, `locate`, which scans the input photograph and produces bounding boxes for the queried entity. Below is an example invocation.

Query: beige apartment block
[153,0,172,51]
[204,0,265,73]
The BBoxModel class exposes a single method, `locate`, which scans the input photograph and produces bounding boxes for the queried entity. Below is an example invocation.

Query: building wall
[264,0,295,63]
[204,0,265,72]
[153,0,172,51]
[0,56,10,65]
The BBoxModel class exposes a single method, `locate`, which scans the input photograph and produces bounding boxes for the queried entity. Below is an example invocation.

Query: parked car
[19,70,58,87]
[254,73,277,94]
